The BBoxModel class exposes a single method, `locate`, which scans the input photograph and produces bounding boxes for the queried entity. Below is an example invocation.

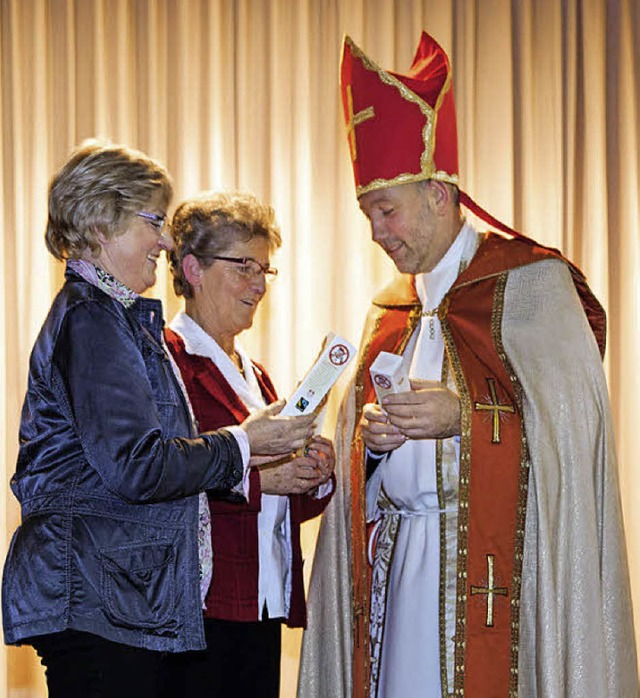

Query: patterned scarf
[67,259,139,307]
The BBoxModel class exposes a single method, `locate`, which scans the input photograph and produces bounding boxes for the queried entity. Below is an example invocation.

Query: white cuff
[314,479,334,499]
[365,447,387,461]
[226,425,251,501]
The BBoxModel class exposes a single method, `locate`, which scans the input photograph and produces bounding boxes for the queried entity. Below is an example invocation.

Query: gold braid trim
[440,309,472,696]
[352,306,386,686]
[342,36,459,197]
[490,272,529,697]
[356,170,459,197]
[437,357,450,696]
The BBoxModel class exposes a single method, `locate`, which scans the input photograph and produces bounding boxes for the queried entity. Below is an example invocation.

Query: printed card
[281,333,356,417]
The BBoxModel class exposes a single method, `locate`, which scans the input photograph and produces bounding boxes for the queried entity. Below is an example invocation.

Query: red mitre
[340,32,525,240]
[340,32,459,197]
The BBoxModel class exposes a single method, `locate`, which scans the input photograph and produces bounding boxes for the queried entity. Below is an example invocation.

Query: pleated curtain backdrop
[1,1,638,695]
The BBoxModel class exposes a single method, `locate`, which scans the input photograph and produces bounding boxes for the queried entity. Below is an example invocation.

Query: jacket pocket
[100,541,177,630]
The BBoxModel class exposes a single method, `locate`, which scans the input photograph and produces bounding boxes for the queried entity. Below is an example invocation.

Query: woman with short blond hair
[2,142,315,698]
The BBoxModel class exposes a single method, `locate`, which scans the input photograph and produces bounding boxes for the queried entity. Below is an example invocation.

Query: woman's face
[96,189,171,294]
[193,236,271,341]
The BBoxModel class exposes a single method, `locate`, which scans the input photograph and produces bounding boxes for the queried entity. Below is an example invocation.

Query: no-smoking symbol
[329,344,350,366]
[374,374,392,389]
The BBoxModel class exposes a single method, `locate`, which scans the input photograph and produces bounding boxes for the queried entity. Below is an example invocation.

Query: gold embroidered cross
[470,554,508,627]
[474,377,515,444]
[345,85,375,161]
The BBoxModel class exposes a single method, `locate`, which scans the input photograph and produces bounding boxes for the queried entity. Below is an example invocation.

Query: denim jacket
[2,269,243,652]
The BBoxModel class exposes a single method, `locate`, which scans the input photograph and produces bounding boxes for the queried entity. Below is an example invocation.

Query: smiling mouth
[241,294,266,308]
[384,242,403,255]
[147,254,159,264]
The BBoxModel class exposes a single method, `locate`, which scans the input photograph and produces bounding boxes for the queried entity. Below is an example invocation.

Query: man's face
[358,181,444,274]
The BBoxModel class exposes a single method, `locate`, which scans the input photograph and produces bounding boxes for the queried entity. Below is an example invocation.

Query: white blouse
[169,311,292,620]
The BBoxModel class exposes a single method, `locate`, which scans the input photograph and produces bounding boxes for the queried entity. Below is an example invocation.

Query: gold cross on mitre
[345,85,375,161]
[470,554,508,627]
[474,377,515,444]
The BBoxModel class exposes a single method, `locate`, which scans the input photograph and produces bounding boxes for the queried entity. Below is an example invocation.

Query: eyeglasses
[211,255,278,283]
[136,211,169,235]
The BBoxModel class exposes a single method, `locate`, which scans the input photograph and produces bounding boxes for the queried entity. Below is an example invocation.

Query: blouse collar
[169,310,265,413]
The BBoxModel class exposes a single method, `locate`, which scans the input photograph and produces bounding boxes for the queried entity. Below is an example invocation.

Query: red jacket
[165,327,333,628]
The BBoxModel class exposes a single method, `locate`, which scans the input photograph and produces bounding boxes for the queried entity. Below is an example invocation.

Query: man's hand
[382,379,460,439]
[360,403,407,453]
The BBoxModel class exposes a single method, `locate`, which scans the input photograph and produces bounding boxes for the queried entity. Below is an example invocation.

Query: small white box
[369,351,408,404]
[281,333,356,417]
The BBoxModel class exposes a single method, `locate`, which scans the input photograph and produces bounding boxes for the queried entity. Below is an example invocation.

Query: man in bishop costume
[298,31,637,698]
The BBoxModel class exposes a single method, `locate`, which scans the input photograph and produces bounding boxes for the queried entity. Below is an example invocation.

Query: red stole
[350,233,605,696]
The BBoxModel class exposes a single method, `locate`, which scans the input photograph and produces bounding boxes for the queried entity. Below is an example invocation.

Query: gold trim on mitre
[342,35,459,197]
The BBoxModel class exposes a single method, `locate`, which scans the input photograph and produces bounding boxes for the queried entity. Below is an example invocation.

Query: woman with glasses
[2,142,317,698]
[162,192,335,698]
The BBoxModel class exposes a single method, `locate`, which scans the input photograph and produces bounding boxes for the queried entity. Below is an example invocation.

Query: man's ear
[182,254,203,288]
[426,180,450,212]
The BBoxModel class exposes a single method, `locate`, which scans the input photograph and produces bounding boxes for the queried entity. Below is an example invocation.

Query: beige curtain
[1,1,638,695]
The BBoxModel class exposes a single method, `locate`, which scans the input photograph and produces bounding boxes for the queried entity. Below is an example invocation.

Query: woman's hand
[241,400,316,455]
[258,454,325,495]
[304,436,335,484]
